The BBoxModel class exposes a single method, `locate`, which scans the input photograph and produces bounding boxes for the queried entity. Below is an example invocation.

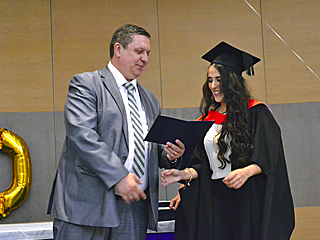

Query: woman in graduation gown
[161,42,295,240]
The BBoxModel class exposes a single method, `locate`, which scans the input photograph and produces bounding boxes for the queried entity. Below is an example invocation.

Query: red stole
[197,98,264,123]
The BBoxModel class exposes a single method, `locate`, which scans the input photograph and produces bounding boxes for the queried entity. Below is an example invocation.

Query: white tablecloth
[0,222,53,240]
[0,220,174,239]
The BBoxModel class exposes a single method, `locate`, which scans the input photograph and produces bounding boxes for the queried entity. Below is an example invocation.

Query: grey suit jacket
[48,66,176,230]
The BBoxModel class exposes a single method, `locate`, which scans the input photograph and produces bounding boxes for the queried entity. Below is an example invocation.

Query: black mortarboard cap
[201,42,260,76]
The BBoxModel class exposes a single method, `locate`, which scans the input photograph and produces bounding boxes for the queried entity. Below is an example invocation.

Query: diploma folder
[144,115,214,164]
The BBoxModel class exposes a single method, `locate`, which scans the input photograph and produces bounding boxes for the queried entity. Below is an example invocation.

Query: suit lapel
[99,66,129,148]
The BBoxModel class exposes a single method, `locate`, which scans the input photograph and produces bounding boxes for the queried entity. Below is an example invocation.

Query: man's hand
[115,173,147,204]
[164,139,185,161]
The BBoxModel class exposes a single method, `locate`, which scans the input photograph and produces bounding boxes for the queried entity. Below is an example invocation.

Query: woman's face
[208,65,225,104]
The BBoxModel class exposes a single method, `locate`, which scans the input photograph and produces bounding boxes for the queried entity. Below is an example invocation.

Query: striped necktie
[124,82,145,178]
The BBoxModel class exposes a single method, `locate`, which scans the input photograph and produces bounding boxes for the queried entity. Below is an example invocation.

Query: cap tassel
[242,52,254,76]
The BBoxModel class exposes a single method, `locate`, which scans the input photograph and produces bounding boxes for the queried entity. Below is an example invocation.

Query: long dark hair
[200,63,253,168]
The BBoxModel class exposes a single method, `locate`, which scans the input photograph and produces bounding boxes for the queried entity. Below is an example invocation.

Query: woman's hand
[222,168,248,189]
[169,192,181,211]
[223,164,262,189]
[160,169,181,187]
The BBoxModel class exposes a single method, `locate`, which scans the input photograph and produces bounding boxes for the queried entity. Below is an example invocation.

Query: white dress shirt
[108,62,149,191]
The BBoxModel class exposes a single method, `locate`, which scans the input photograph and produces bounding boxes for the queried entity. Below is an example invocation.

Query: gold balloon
[0,128,32,219]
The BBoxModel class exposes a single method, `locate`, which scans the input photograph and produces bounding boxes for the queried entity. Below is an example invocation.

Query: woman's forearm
[180,168,199,181]
[243,164,262,178]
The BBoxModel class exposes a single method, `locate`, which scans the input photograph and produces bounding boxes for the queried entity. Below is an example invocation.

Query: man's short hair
[109,24,151,59]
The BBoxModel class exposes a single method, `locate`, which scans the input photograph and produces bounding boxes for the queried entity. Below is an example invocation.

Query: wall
[0,0,319,237]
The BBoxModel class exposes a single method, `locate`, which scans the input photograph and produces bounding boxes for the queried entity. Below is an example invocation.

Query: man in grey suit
[47,24,185,240]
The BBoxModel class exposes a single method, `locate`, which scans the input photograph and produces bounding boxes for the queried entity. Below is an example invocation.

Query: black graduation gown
[174,104,295,240]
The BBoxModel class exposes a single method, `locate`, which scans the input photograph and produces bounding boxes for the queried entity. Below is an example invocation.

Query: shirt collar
[108,61,137,89]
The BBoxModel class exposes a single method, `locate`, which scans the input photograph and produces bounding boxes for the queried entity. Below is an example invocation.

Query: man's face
[118,34,151,81]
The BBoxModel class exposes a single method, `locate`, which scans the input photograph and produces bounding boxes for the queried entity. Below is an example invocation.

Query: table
[0,220,175,240]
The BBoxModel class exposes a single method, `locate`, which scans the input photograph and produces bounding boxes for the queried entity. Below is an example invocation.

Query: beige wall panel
[262,0,320,104]
[158,0,265,109]
[52,0,161,112]
[0,1,53,112]
[291,206,320,239]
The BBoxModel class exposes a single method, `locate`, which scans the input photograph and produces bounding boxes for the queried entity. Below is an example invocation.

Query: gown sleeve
[174,143,207,240]
[250,104,295,239]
